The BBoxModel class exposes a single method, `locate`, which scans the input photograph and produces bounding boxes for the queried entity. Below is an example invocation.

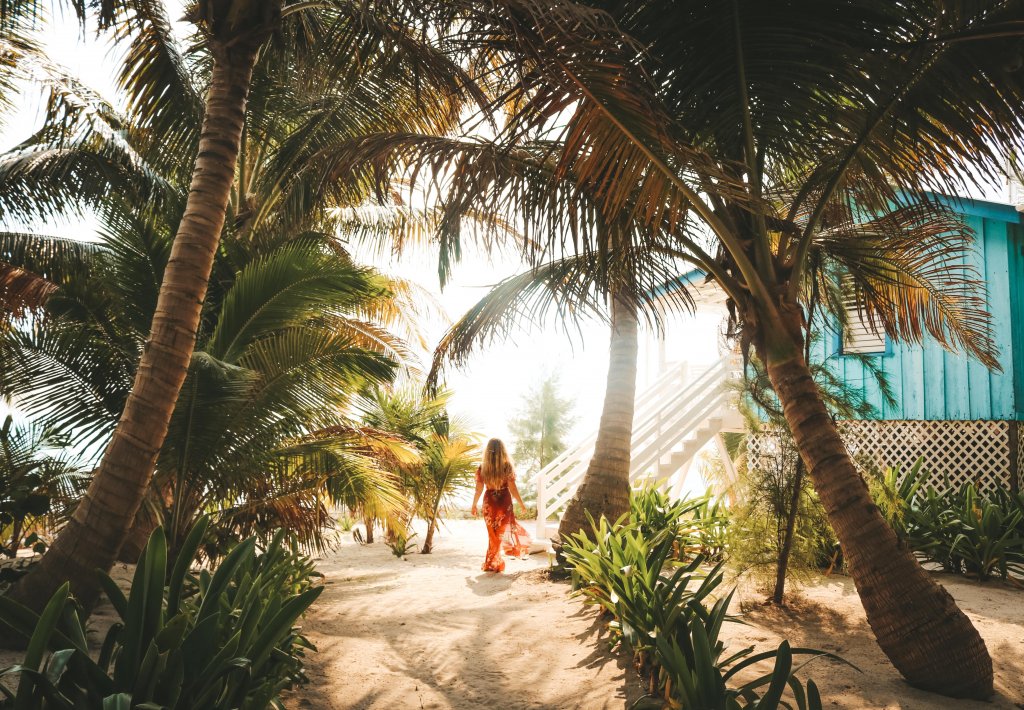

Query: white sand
[286,519,1024,710]
[285,519,643,709]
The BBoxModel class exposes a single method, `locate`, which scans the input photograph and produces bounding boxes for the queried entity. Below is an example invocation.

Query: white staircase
[534,355,743,539]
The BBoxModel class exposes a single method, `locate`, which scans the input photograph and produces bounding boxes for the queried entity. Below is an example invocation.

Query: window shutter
[842,303,886,354]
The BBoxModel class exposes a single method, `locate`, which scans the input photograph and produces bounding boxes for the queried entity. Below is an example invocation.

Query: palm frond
[815,200,998,369]
[428,249,695,387]
[1,323,132,452]
[206,242,386,362]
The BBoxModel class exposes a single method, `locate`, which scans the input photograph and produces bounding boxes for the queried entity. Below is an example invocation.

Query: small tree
[508,373,577,499]
[360,386,479,553]
[735,324,893,604]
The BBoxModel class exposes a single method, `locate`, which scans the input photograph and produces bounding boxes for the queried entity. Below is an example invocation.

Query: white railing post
[535,470,547,539]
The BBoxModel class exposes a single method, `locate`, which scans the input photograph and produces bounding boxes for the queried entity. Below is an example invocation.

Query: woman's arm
[508,477,527,511]
[471,472,484,516]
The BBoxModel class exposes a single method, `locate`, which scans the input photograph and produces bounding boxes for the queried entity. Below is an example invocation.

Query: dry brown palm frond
[814,199,997,369]
[0,264,57,320]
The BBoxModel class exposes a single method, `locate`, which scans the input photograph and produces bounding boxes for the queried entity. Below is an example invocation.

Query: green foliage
[385,528,417,559]
[359,387,479,554]
[881,469,1024,582]
[628,486,729,562]
[0,519,322,708]
[866,458,929,544]
[0,0,472,554]
[507,373,576,495]
[726,439,838,588]
[0,416,86,567]
[561,507,840,709]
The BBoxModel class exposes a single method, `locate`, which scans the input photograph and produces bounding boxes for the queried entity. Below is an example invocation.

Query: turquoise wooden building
[810,195,1024,493]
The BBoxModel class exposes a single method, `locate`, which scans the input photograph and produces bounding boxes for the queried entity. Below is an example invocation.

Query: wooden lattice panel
[747,420,1019,497]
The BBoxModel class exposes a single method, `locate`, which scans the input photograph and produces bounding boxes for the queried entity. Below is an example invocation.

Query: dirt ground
[283,519,1024,709]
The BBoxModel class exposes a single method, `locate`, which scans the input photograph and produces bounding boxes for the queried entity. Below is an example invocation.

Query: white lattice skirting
[748,420,1021,497]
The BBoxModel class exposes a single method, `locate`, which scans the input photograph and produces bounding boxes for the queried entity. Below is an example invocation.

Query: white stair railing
[535,355,740,538]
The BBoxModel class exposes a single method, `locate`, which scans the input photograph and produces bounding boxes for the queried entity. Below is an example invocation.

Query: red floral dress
[478,468,531,572]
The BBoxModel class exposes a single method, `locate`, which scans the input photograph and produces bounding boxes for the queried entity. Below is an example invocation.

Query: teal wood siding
[1010,221,1024,419]
[822,198,1024,421]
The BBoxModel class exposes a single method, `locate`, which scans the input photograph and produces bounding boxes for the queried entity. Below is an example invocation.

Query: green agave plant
[907,484,1024,582]
[562,498,847,709]
[0,518,322,709]
[628,486,730,563]
[879,462,1024,582]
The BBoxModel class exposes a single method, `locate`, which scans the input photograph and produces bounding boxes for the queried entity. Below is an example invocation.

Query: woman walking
[471,438,531,572]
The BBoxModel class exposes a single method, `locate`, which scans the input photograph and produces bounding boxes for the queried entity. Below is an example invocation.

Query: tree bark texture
[8,45,261,614]
[557,292,638,541]
[422,517,437,554]
[116,496,164,565]
[763,337,992,698]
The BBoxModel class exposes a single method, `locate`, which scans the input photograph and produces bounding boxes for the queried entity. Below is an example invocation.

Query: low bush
[563,499,841,709]
[0,518,322,709]
[906,484,1024,581]
[871,459,1024,582]
[629,487,730,563]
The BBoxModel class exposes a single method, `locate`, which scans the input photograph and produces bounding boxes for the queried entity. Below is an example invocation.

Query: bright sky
[7,8,1013,457]
[3,11,725,452]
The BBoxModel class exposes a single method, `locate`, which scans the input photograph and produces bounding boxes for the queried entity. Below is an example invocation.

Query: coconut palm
[452,0,1024,698]
[330,0,1024,697]
[0,0,285,612]
[0,0,478,610]
[359,387,479,553]
[327,128,701,542]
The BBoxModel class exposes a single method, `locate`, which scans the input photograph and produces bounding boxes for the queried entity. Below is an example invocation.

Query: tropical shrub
[866,458,929,545]
[628,486,730,563]
[906,484,1024,582]
[869,459,1024,582]
[727,438,839,589]
[562,510,838,708]
[0,416,86,564]
[386,528,417,559]
[359,387,479,554]
[0,519,322,708]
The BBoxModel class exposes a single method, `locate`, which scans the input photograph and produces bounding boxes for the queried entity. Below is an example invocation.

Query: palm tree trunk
[7,44,262,615]
[116,498,163,565]
[422,516,438,554]
[763,333,992,698]
[557,291,637,541]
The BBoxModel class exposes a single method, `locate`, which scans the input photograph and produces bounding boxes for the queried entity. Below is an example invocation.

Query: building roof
[650,193,1024,308]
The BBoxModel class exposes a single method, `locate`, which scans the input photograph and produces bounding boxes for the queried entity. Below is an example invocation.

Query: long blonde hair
[479,438,515,488]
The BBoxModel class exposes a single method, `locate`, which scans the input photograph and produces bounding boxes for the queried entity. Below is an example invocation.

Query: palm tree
[326,0,1024,697]
[327,130,698,542]
[3,0,285,612]
[556,289,637,540]
[359,387,479,553]
[429,0,1024,697]
[0,0,477,610]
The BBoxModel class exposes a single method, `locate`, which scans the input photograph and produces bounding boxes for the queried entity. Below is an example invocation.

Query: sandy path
[287,520,1024,710]
[286,519,643,710]
[721,573,1024,709]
